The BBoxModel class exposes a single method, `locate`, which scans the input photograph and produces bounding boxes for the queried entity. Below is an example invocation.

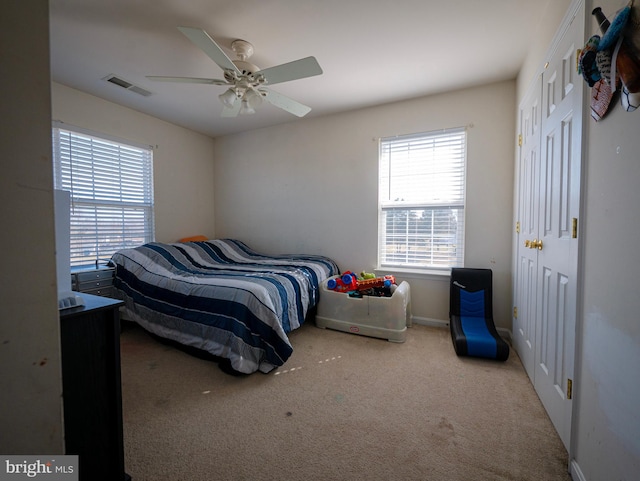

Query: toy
[582,3,640,117]
[326,271,358,292]
[326,272,398,298]
[356,275,396,291]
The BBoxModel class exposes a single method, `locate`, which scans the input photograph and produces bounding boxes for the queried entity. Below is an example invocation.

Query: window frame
[377,127,467,274]
[52,122,155,268]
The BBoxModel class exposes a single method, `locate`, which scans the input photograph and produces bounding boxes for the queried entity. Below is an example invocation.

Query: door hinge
[567,378,573,400]
[572,218,578,238]
[518,134,523,147]
[513,306,518,319]
[516,221,520,234]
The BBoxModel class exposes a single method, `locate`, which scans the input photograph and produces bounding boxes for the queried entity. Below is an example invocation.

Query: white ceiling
[49,0,551,138]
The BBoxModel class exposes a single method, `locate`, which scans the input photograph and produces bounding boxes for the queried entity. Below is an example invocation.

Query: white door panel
[513,3,583,451]
[514,82,541,379]
[535,17,581,448]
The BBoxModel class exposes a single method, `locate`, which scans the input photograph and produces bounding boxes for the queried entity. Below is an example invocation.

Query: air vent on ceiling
[103,74,152,97]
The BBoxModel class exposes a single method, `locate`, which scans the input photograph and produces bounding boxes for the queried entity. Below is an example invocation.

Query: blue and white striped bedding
[112,239,339,374]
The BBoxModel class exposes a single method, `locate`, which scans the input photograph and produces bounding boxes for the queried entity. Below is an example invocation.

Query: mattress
[111,239,339,374]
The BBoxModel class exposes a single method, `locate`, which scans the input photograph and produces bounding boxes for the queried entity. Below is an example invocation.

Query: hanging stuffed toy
[591,78,616,120]
[621,1,640,109]
[626,1,640,52]
[579,35,603,87]
[584,1,640,116]
[579,32,620,120]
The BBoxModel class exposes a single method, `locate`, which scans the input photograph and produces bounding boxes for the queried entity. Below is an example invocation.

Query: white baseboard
[571,459,587,481]
[411,316,448,328]
[497,327,513,343]
[410,316,513,343]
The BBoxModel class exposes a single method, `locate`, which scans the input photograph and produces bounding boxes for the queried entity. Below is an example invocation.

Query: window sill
[374,266,451,282]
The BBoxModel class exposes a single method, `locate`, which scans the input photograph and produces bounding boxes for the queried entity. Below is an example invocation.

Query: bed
[111,239,339,374]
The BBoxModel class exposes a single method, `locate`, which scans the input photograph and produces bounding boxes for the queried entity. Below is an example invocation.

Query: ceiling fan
[147,27,323,117]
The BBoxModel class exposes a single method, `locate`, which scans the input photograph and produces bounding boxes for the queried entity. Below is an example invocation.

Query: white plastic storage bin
[315,276,411,342]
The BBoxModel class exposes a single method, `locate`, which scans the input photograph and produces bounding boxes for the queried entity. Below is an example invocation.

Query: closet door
[513,84,542,380]
[513,1,584,451]
[534,10,583,449]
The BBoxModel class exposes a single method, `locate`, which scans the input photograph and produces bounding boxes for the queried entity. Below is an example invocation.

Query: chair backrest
[449,268,493,320]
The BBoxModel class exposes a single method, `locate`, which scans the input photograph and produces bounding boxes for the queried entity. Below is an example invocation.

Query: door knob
[524,239,543,250]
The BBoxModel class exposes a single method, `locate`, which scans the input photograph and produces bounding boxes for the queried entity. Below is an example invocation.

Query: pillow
[178,235,208,243]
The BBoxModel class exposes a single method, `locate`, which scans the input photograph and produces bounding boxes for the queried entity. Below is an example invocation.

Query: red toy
[356,275,396,291]
[327,272,396,294]
[326,271,358,292]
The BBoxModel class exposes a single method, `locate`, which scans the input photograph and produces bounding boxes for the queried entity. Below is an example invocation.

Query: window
[378,127,466,272]
[52,123,154,267]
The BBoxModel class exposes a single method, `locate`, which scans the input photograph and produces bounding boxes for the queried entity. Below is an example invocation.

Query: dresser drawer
[76,269,115,283]
[72,267,116,299]
[81,286,116,298]
[77,277,114,292]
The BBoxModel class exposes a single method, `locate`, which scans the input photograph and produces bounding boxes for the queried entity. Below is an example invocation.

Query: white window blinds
[378,128,466,271]
[52,124,154,267]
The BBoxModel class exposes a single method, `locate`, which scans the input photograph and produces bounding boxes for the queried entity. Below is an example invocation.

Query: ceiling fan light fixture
[244,89,263,109]
[239,99,256,115]
[218,88,237,108]
[152,27,322,118]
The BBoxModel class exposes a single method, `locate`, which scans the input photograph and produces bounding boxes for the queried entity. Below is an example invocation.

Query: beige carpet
[120,321,571,481]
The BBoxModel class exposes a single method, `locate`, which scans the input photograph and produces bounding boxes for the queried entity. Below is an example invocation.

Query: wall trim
[411,316,448,329]
[411,316,513,343]
[571,459,587,481]
[520,0,586,97]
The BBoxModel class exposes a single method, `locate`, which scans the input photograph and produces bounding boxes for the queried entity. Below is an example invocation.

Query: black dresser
[59,293,130,481]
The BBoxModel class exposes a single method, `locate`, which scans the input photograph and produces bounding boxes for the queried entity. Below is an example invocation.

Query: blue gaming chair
[449,268,509,361]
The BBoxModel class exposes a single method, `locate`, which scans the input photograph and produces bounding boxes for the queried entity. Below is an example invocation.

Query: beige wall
[577,1,640,478]
[51,83,217,243]
[213,80,516,329]
[0,1,64,453]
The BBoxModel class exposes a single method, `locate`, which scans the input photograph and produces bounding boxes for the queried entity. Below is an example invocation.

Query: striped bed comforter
[111,239,339,374]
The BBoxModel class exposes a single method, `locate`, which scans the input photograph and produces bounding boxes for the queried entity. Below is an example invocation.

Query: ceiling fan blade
[258,56,323,86]
[262,89,312,117]
[146,76,228,85]
[177,26,240,74]
[221,101,241,118]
